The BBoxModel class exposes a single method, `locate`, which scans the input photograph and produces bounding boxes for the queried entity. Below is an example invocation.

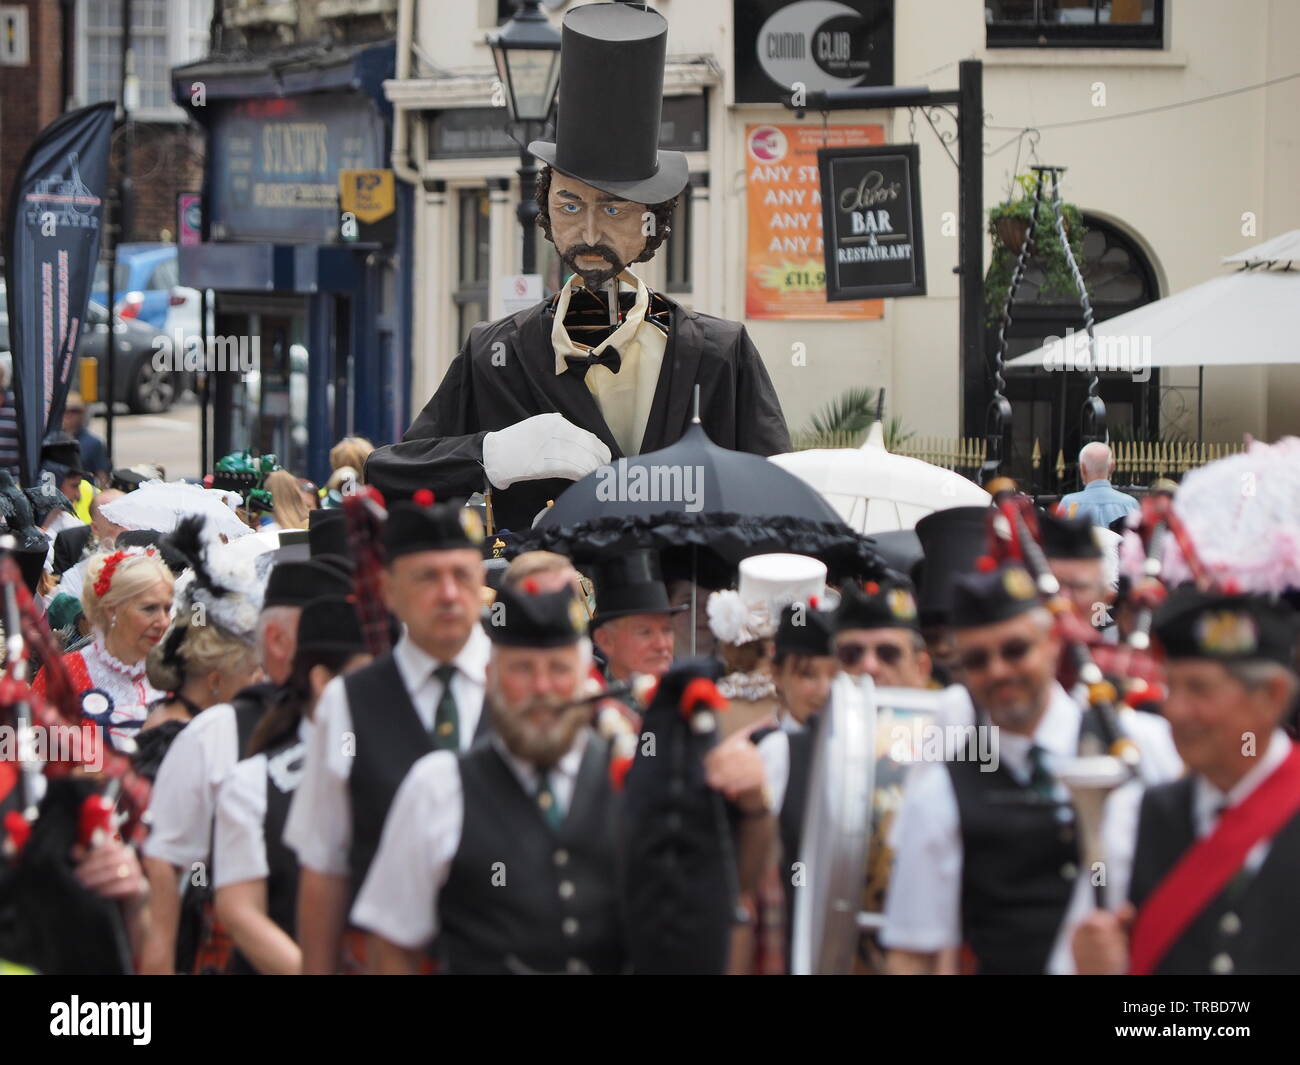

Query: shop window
[986,0,1162,48]
[454,189,491,347]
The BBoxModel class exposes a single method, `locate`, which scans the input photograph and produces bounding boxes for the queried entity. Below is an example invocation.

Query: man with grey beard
[352,583,625,974]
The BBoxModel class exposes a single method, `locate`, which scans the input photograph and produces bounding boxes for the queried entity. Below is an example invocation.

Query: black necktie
[1027,743,1056,799]
[564,346,622,379]
[431,663,459,751]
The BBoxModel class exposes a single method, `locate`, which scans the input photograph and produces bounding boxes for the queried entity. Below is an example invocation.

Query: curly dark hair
[534,164,678,264]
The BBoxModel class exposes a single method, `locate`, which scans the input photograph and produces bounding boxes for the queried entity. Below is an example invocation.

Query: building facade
[388,0,1300,492]
[171,3,410,483]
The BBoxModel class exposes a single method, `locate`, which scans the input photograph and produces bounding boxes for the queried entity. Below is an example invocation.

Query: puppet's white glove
[483,413,612,489]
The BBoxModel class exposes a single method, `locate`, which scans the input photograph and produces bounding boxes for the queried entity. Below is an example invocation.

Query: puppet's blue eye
[560,203,580,214]
[603,206,621,216]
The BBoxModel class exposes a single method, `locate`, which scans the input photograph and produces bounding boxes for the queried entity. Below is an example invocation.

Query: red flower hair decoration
[93,551,129,599]
[92,547,157,599]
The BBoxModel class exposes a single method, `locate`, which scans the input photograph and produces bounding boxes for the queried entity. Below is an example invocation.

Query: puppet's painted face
[547,172,649,288]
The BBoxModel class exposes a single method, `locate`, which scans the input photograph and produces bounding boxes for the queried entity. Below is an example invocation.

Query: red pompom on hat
[863,581,879,595]
[412,488,435,507]
[679,676,728,719]
[523,577,539,595]
[975,554,998,573]
[808,594,819,609]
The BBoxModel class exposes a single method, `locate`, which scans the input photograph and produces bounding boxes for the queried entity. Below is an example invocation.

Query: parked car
[0,281,179,414]
[92,244,197,331]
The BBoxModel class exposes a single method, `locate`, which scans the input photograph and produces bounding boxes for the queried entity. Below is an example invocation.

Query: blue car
[92,243,181,329]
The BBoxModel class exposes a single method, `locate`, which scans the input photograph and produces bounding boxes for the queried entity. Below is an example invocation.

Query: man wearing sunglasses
[832,580,932,690]
[882,562,1178,975]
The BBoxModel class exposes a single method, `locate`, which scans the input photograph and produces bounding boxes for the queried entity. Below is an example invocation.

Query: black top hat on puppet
[383,490,485,561]
[950,563,1041,630]
[1153,586,1297,669]
[589,547,686,628]
[270,528,310,564]
[483,583,587,648]
[264,558,352,609]
[915,506,990,628]
[296,595,365,656]
[1038,510,1102,560]
[775,600,836,658]
[528,3,689,206]
[835,578,922,633]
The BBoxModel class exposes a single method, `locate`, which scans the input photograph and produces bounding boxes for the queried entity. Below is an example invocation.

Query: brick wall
[0,0,65,237]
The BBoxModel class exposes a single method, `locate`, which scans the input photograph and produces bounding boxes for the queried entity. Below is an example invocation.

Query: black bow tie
[564,346,622,379]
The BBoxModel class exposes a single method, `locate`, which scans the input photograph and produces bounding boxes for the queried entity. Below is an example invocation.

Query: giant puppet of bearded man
[366,3,790,531]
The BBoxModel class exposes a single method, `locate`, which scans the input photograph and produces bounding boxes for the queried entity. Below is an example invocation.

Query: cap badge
[1003,568,1036,602]
[1195,611,1258,656]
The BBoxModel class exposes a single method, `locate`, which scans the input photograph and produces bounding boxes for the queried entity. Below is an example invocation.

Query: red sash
[1129,742,1300,974]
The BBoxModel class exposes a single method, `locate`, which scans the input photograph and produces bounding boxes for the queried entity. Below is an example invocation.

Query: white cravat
[551,270,666,457]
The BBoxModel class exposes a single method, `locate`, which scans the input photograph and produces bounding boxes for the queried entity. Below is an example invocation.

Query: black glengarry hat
[1153,586,1296,669]
[528,3,689,205]
[296,595,365,655]
[309,507,350,561]
[776,600,835,657]
[589,547,685,628]
[950,564,1041,630]
[484,583,588,648]
[1038,510,1102,560]
[835,578,921,633]
[383,492,485,561]
[264,558,351,608]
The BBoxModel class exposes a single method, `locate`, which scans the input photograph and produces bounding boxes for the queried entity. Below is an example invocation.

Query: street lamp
[486,0,562,274]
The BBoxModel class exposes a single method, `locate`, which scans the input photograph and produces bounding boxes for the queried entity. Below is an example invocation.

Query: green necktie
[1027,743,1055,799]
[431,663,459,751]
[535,770,564,830]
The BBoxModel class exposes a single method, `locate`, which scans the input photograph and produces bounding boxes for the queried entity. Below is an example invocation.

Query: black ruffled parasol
[509,420,887,589]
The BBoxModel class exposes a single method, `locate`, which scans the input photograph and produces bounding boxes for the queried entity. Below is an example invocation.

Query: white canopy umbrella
[1005,232,1300,372]
[769,421,990,534]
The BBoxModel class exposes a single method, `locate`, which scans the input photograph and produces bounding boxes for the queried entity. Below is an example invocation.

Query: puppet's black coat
[366,297,792,531]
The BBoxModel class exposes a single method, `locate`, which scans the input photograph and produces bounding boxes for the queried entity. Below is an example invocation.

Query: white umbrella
[769,421,990,534]
[101,480,253,541]
[1006,232,1300,372]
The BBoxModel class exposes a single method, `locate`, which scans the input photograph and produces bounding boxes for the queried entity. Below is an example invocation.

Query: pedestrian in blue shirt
[1058,442,1139,528]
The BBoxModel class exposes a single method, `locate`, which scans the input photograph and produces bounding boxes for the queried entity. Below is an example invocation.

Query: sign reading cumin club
[817,143,925,301]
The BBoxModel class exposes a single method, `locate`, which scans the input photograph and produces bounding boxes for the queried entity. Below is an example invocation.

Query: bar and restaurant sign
[817,142,925,301]
[745,122,884,319]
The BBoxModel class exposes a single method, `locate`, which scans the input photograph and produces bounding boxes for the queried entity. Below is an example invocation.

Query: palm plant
[794,386,915,451]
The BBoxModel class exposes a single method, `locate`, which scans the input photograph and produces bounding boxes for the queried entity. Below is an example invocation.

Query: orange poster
[745,123,886,319]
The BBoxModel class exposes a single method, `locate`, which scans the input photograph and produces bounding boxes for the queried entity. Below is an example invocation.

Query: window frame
[985,0,1164,49]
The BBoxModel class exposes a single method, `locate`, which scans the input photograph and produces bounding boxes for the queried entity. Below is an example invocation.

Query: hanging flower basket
[984,173,1086,326]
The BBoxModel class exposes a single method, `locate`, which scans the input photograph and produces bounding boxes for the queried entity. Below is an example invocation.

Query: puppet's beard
[560,243,626,288]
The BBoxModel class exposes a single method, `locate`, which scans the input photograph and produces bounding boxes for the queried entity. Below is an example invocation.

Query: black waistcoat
[947,753,1079,975]
[438,735,625,975]
[344,652,489,901]
[1128,776,1300,975]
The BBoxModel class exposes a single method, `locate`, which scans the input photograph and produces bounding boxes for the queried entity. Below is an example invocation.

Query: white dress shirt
[1087,728,1292,918]
[881,682,1181,968]
[142,703,240,868]
[757,711,806,815]
[551,270,666,458]
[283,625,489,877]
[351,730,590,951]
[213,718,314,891]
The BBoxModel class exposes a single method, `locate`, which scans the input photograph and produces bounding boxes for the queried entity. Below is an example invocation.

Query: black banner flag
[3,102,115,484]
